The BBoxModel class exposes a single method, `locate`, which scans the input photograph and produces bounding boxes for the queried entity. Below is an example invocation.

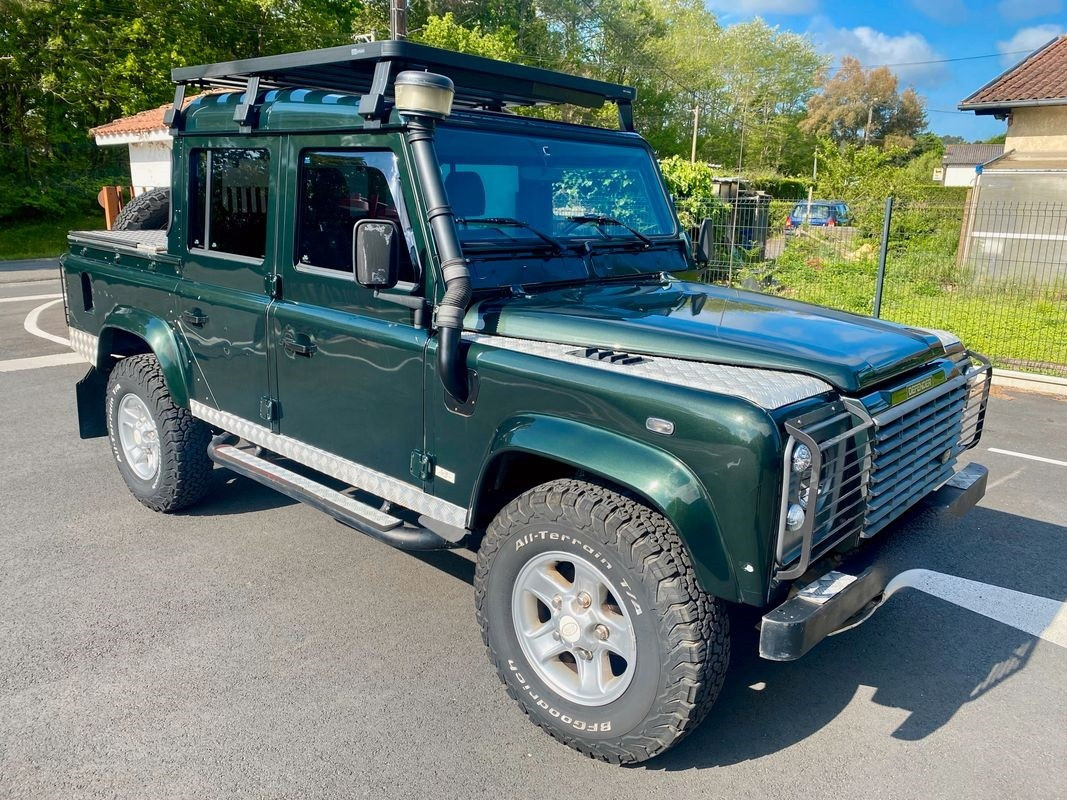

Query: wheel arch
[470,414,740,601]
[99,307,193,408]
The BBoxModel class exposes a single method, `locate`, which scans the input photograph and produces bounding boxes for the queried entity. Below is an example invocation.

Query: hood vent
[569,347,650,366]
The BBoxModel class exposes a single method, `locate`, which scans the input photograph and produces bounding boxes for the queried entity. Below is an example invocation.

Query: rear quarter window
[188,148,270,259]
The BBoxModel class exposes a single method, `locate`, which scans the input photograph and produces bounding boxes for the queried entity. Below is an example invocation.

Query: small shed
[90,103,176,196]
[940,143,1004,187]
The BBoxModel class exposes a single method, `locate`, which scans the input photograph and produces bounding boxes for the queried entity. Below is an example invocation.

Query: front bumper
[759,461,988,661]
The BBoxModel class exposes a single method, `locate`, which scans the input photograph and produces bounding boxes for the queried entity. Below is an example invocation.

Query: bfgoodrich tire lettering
[475,479,730,763]
[106,353,212,512]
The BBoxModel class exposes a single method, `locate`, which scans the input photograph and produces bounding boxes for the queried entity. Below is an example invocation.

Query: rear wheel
[112,187,170,231]
[475,479,729,763]
[105,353,212,512]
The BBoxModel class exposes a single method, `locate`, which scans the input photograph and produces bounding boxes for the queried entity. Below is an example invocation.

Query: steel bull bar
[759,461,988,661]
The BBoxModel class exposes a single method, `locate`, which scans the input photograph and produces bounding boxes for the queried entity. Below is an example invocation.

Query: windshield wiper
[456,217,565,254]
[565,215,653,248]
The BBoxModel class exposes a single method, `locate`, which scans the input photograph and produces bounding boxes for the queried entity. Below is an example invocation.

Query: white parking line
[23,298,69,346]
[0,353,84,372]
[0,292,61,304]
[883,570,1067,648]
[988,448,1067,468]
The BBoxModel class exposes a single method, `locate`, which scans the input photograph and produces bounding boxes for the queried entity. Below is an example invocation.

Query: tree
[801,56,926,148]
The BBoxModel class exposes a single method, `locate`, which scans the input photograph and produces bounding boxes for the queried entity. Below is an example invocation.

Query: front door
[177,143,276,423]
[272,145,427,486]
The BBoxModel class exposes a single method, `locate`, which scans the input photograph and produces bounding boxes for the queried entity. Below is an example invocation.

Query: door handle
[283,332,317,357]
[181,308,208,326]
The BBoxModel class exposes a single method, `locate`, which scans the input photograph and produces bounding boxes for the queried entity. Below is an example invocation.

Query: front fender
[481,413,739,601]
[100,307,193,408]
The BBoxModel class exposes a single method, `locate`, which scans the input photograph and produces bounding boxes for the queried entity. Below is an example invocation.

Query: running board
[208,439,459,551]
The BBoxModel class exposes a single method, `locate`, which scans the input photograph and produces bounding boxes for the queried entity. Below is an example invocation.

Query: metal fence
[680,194,1067,378]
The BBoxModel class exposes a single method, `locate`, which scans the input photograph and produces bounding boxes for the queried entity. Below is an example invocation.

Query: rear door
[176,141,277,423]
[271,140,428,485]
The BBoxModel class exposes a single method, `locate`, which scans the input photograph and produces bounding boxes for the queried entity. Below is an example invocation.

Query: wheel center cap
[559,615,581,644]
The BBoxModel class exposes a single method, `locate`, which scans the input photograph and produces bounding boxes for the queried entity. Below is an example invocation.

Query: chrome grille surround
[774,352,991,580]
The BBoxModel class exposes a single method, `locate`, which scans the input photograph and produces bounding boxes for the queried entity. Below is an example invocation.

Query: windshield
[434,126,677,249]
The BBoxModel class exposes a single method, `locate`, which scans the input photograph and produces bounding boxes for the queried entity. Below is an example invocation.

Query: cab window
[296,149,417,281]
[188,148,270,259]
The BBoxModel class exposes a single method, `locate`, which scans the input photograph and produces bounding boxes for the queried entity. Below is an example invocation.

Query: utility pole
[863,104,873,146]
[390,0,407,40]
[690,105,700,163]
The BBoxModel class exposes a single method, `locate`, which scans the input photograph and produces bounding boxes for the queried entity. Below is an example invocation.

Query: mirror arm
[374,290,426,310]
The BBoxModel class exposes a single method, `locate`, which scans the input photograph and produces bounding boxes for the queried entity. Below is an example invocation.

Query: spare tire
[113,187,170,231]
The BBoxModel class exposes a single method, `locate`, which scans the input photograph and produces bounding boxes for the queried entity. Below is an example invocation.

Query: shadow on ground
[646,505,1066,770]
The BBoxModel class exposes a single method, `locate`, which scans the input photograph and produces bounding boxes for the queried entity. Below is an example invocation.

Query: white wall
[943,165,978,187]
[127,140,173,195]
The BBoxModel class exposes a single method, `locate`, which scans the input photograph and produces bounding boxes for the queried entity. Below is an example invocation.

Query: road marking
[986,467,1023,491]
[988,448,1067,468]
[0,353,84,372]
[0,292,61,304]
[846,569,1067,649]
[23,298,69,347]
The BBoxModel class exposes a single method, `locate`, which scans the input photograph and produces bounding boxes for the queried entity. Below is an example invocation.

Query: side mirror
[353,219,400,289]
[694,218,714,264]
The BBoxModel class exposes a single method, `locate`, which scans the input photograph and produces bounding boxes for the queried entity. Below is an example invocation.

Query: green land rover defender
[60,42,990,763]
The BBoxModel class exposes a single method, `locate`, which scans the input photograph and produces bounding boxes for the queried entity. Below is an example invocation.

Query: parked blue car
[785,200,851,230]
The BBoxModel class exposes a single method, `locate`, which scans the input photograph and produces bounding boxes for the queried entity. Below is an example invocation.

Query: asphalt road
[2,277,1065,799]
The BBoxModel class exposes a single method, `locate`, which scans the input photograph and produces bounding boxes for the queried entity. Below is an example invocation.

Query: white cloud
[998,24,1064,65]
[908,0,969,23]
[705,0,818,14]
[996,0,1062,22]
[810,21,948,86]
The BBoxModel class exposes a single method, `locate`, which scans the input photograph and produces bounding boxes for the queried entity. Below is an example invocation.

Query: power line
[857,48,1033,70]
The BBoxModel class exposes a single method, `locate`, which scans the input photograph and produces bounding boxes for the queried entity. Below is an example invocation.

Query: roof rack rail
[169,40,636,132]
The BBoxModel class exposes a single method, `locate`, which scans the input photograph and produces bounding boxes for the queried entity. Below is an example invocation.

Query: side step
[208,439,458,551]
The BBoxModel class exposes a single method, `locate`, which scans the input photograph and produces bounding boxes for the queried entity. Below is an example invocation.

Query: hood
[467,280,947,393]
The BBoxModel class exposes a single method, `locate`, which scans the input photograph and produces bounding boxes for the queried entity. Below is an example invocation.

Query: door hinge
[260,396,279,422]
[410,450,435,481]
[266,274,283,299]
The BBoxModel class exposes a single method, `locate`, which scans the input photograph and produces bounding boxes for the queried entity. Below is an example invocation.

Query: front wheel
[475,479,729,763]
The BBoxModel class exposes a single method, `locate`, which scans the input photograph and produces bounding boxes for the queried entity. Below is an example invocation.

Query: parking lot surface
[1,278,1065,799]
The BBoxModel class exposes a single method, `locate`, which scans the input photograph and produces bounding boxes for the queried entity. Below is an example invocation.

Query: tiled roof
[960,35,1067,110]
[90,103,172,137]
[943,143,1005,166]
[90,91,226,137]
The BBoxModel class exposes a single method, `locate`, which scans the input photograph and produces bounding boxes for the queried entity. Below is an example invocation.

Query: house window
[188,149,270,259]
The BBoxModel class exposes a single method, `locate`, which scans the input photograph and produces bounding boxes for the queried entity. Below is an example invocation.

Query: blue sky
[705,0,1065,140]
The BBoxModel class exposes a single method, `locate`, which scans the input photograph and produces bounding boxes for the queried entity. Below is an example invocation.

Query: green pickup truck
[60,42,990,764]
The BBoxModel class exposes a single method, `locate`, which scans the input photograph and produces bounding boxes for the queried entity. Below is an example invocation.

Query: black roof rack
[167,40,636,132]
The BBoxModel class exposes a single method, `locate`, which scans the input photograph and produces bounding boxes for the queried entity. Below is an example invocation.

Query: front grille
[775,353,990,580]
[865,381,968,536]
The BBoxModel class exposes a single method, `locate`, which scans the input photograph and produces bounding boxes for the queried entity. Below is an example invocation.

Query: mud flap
[75,367,109,439]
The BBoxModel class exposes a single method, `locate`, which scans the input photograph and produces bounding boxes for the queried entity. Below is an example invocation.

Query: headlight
[786,503,805,531]
[792,443,812,473]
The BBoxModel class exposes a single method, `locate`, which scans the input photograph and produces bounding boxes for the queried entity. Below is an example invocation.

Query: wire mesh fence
[680,193,1067,378]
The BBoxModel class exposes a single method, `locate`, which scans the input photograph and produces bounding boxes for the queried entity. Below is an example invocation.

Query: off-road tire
[475,479,729,764]
[113,187,170,231]
[106,353,212,512]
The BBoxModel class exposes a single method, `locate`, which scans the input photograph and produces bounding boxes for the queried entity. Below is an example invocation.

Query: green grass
[0,210,104,260]
[745,232,1067,378]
